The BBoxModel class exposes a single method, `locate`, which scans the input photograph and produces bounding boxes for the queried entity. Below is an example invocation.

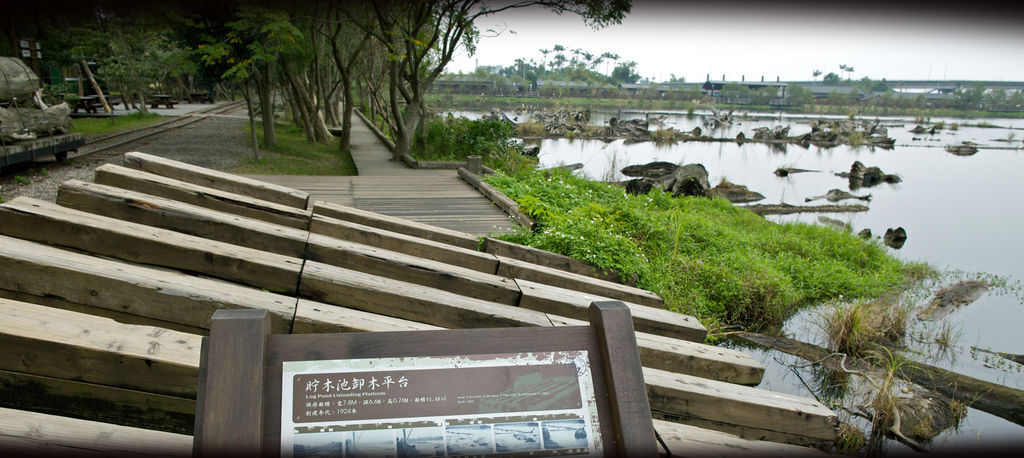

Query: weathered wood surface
[457,167,535,229]
[483,236,626,284]
[312,200,480,249]
[515,278,707,343]
[0,370,195,435]
[496,255,664,307]
[310,214,499,274]
[305,233,521,305]
[57,179,309,258]
[545,315,762,386]
[291,299,443,334]
[0,297,201,398]
[0,234,296,333]
[0,407,191,456]
[298,262,552,329]
[95,164,312,229]
[653,419,826,457]
[299,263,762,384]
[123,151,309,209]
[643,367,838,447]
[0,197,304,295]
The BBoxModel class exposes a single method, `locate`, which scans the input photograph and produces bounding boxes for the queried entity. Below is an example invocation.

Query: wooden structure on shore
[0,152,836,455]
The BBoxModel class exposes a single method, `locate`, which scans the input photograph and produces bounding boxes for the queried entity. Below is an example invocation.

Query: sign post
[194,302,657,457]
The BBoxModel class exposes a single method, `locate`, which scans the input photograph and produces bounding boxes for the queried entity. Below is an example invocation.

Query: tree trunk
[338,75,354,150]
[241,82,260,160]
[254,61,277,148]
[78,59,112,114]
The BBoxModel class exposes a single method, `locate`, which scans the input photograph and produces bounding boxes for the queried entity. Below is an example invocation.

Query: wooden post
[467,155,483,175]
[589,301,659,457]
[194,309,271,456]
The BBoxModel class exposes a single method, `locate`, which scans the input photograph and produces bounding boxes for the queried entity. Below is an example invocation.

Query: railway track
[1,101,245,180]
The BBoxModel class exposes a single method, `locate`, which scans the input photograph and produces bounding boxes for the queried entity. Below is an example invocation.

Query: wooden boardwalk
[253,116,516,236]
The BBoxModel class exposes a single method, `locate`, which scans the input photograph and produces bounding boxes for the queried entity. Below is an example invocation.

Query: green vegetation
[229,122,357,176]
[69,112,165,135]
[14,176,30,185]
[412,116,538,173]
[485,167,921,331]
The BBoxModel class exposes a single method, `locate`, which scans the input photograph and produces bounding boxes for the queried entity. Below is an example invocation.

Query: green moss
[486,168,912,332]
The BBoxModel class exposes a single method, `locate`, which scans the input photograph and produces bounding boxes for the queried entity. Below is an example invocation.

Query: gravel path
[1,106,257,203]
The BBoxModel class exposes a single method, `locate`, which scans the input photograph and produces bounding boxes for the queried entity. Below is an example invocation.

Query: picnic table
[189,91,213,103]
[150,95,177,109]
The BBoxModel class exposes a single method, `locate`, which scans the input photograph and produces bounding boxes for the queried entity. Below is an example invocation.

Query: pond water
[451,108,1024,452]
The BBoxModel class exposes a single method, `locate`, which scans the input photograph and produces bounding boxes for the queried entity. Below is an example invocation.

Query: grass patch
[413,115,537,174]
[485,167,917,332]
[69,111,165,135]
[229,122,357,176]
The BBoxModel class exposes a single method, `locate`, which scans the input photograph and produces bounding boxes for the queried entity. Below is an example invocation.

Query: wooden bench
[189,91,212,103]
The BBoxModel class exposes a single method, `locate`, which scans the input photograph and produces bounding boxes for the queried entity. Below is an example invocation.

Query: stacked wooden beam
[0,151,837,454]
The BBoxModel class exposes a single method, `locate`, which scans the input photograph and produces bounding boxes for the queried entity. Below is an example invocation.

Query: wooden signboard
[193,301,658,457]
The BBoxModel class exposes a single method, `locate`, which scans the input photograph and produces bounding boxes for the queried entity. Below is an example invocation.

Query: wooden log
[123,151,309,209]
[483,236,627,284]
[0,197,304,295]
[0,289,208,336]
[300,263,757,382]
[57,179,309,258]
[643,367,838,447]
[457,167,535,229]
[742,203,869,216]
[0,297,201,398]
[0,234,296,334]
[0,369,195,435]
[94,164,312,230]
[309,214,499,274]
[495,255,664,308]
[312,201,479,250]
[545,315,761,386]
[515,278,707,343]
[0,407,192,456]
[291,299,443,334]
[653,419,826,457]
[305,233,521,306]
[298,262,551,329]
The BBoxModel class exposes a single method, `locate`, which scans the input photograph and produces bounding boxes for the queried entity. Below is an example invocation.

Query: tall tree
[350,0,630,158]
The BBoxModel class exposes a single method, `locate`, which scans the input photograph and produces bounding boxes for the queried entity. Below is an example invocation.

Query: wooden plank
[298,262,552,329]
[0,197,304,295]
[123,151,310,209]
[57,179,309,258]
[309,214,499,274]
[0,369,195,435]
[545,315,762,386]
[195,309,269,455]
[0,234,296,334]
[0,407,191,456]
[515,278,707,343]
[589,302,659,457]
[312,200,480,250]
[458,167,534,229]
[0,297,201,398]
[483,237,627,284]
[643,367,838,447]
[305,233,521,306]
[0,289,208,336]
[94,164,312,230]
[653,419,826,457]
[496,255,664,308]
[291,299,443,334]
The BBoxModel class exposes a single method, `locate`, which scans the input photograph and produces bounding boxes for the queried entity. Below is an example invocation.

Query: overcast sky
[447,1,1024,83]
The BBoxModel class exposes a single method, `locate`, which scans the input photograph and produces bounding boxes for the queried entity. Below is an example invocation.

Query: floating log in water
[741,203,870,215]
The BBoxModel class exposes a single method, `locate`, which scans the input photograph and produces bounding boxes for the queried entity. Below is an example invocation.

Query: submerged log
[775,167,819,177]
[917,280,989,321]
[805,189,872,203]
[735,331,1024,428]
[708,180,765,203]
[742,203,870,216]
